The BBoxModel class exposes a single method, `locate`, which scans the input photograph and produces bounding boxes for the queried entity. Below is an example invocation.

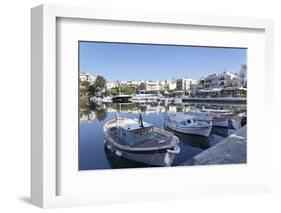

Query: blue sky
[79,41,247,81]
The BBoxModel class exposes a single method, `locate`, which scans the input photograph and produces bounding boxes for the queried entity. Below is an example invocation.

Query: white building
[218,72,240,87]
[106,82,118,90]
[80,72,96,84]
[189,80,198,94]
[176,77,193,91]
[145,80,159,91]
[166,80,177,91]
[239,64,247,87]
[196,71,241,89]
[125,80,144,87]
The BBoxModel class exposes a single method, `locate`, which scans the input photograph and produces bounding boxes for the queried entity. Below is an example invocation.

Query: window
[186,120,191,124]
[180,120,187,126]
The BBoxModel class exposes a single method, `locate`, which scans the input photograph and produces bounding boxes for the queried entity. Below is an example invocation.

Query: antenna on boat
[138,113,144,128]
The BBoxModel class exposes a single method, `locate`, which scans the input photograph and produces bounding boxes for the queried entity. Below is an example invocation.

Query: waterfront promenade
[182,125,247,166]
[182,97,246,104]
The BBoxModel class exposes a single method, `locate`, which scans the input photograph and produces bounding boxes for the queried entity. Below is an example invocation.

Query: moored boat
[186,108,235,128]
[102,96,112,104]
[112,84,132,103]
[112,95,132,103]
[130,93,161,104]
[164,113,212,137]
[103,115,180,166]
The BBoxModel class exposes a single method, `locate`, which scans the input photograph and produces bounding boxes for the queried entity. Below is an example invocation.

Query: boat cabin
[118,120,154,145]
[178,118,197,127]
[166,113,200,127]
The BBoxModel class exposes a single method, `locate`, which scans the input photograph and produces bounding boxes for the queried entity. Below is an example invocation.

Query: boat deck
[108,127,175,149]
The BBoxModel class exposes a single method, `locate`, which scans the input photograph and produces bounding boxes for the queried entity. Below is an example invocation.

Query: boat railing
[108,129,123,143]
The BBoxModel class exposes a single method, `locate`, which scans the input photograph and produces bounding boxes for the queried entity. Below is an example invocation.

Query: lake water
[79,102,246,170]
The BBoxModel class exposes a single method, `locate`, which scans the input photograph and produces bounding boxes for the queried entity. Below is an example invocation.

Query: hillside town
[80,64,247,100]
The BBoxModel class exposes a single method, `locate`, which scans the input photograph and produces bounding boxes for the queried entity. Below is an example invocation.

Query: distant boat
[172,97,182,104]
[112,84,132,103]
[112,95,132,103]
[164,113,212,137]
[186,108,235,128]
[164,97,182,105]
[130,93,163,104]
[101,96,112,104]
[103,114,180,166]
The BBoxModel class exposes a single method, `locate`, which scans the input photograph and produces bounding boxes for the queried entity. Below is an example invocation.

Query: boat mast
[139,113,144,128]
[118,82,121,95]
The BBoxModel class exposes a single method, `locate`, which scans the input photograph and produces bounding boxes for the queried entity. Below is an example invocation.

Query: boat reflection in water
[211,126,229,138]
[165,127,211,150]
[104,141,178,168]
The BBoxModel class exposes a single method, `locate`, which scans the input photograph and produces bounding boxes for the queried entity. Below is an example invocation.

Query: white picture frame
[31,4,274,208]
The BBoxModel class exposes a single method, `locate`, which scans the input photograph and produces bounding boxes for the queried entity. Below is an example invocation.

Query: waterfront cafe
[196,87,247,98]
[196,88,222,97]
[220,87,247,97]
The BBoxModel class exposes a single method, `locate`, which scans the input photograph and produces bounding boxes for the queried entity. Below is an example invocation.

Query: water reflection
[211,127,229,138]
[167,129,211,150]
[79,102,246,170]
[104,143,151,169]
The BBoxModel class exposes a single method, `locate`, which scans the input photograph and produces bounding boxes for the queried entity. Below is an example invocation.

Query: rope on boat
[147,139,162,167]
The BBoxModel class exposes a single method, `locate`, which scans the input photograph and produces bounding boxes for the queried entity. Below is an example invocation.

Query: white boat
[186,108,235,128]
[130,93,163,104]
[164,113,212,137]
[172,97,182,104]
[101,96,112,104]
[164,97,182,105]
[103,115,180,166]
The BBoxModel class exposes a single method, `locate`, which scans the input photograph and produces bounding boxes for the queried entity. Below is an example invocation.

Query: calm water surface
[79,103,246,170]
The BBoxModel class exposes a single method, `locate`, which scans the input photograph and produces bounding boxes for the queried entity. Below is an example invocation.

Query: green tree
[88,84,96,95]
[121,85,136,95]
[94,75,106,89]
[110,87,119,95]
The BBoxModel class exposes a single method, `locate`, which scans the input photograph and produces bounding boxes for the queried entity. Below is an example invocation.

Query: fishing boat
[103,114,180,166]
[186,108,235,128]
[164,113,212,137]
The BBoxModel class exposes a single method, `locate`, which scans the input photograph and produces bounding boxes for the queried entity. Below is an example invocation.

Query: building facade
[80,72,96,84]
[176,77,193,91]
[106,82,118,90]
[239,64,247,87]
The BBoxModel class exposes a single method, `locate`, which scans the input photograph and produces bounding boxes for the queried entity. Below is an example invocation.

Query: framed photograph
[31,4,274,208]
